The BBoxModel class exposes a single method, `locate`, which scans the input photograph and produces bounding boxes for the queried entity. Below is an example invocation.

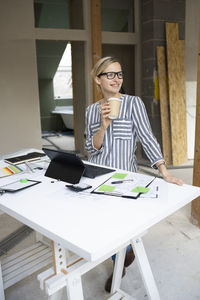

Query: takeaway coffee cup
[108,97,122,119]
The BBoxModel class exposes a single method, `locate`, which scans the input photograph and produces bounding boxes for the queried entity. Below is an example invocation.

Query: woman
[85,56,184,292]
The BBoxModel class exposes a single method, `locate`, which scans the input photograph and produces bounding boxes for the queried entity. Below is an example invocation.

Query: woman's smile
[96,62,123,97]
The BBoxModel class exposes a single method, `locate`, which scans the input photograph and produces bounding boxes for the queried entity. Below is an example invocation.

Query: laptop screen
[42,148,115,183]
[42,148,85,184]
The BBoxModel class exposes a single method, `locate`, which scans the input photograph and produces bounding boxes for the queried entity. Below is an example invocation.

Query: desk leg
[66,276,84,300]
[0,262,5,300]
[51,241,67,275]
[51,242,84,300]
[48,289,64,300]
[131,237,160,300]
[111,247,126,293]
[35,231,44,243]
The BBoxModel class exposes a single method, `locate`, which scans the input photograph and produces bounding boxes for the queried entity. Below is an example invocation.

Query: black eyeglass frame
[98,71,123,80]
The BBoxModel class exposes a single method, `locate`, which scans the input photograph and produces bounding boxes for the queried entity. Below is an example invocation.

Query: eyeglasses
[98,71,123,80]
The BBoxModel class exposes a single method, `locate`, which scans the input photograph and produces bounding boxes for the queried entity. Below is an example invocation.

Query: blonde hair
[91,56,121,79]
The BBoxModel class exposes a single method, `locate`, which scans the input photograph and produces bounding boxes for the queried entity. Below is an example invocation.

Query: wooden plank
[177,39,188,157]
[1,242,43,265]
[156,46,172,165]
[2,244,48,270]
[51,240,57,275]
[1,242,52,290]
[3,252,52,282]
[166,22,187,165]
[2,248,51,275]
[91,0,102,102]
[191,19,200,227]
[3,257,52,289]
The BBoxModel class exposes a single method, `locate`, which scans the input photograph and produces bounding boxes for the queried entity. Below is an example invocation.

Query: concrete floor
[1,134,200,300]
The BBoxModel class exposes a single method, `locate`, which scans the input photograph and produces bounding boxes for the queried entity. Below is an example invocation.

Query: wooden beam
[191,20,200,227]
[134,0,142,97]
[166,22,187,165]
[156,46,172,165]
[102,32,137,45]
[35,28,88,41]
[83,0,93,108]
[90,0,102,102]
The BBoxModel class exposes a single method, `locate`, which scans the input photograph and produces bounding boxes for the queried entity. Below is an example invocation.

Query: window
[101,0,134,32]
[34,0,71,29]
[53,43,73,100]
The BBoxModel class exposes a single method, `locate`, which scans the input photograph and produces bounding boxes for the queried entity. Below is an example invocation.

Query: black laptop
[42,148,115,184]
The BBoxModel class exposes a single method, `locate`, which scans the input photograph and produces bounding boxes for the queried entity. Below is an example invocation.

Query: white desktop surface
[0,169,200,262]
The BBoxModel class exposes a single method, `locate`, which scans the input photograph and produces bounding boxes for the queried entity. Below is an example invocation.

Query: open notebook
[4,152,46,165]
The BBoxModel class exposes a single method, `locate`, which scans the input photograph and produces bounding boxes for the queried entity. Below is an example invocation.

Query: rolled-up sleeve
[85,105,104,156]
[132,97,164,167]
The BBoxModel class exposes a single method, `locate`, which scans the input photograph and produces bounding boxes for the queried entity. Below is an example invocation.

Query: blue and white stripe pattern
[85,94,164,172]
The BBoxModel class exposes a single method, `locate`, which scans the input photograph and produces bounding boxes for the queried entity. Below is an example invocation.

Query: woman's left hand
[157,162,185,186]
[162,173,185,186]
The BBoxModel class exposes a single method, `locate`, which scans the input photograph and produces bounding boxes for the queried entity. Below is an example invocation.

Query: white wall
[185,0,200,159]
[0,0,42,155]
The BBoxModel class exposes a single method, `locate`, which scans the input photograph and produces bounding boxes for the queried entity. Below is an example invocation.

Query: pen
[111,179,134,184]
[24,161,35,173]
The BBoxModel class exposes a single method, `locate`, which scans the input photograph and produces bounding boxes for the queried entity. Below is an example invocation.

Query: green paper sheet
[112,173,128,179]
[98,184,115,192]
[131,186,150,193]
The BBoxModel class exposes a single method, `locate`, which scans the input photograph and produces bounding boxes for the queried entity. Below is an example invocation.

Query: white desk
[0,163,200,300]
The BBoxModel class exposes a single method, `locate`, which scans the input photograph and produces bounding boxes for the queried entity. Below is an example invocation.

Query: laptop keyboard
[83,163,115,178]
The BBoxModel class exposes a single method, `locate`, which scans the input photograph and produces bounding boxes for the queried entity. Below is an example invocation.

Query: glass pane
[34,0,71,29]
[36,40,73,100]
[53,43,73,100]
[101,0,134,32]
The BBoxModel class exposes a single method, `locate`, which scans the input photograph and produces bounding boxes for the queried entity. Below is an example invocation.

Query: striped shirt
[85,94,164,172]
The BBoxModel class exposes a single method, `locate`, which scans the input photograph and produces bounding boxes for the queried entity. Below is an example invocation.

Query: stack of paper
[92,172,157,199]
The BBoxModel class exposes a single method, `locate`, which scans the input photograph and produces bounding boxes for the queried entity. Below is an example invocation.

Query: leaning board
[191,19,200,226]
[157,46,172,165]
[166,23,187,165]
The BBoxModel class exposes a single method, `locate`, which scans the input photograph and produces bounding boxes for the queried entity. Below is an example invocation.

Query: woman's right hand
[100,102,112,130]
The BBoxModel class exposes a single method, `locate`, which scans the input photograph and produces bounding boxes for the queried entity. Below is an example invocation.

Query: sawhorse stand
[37,234,160,300]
